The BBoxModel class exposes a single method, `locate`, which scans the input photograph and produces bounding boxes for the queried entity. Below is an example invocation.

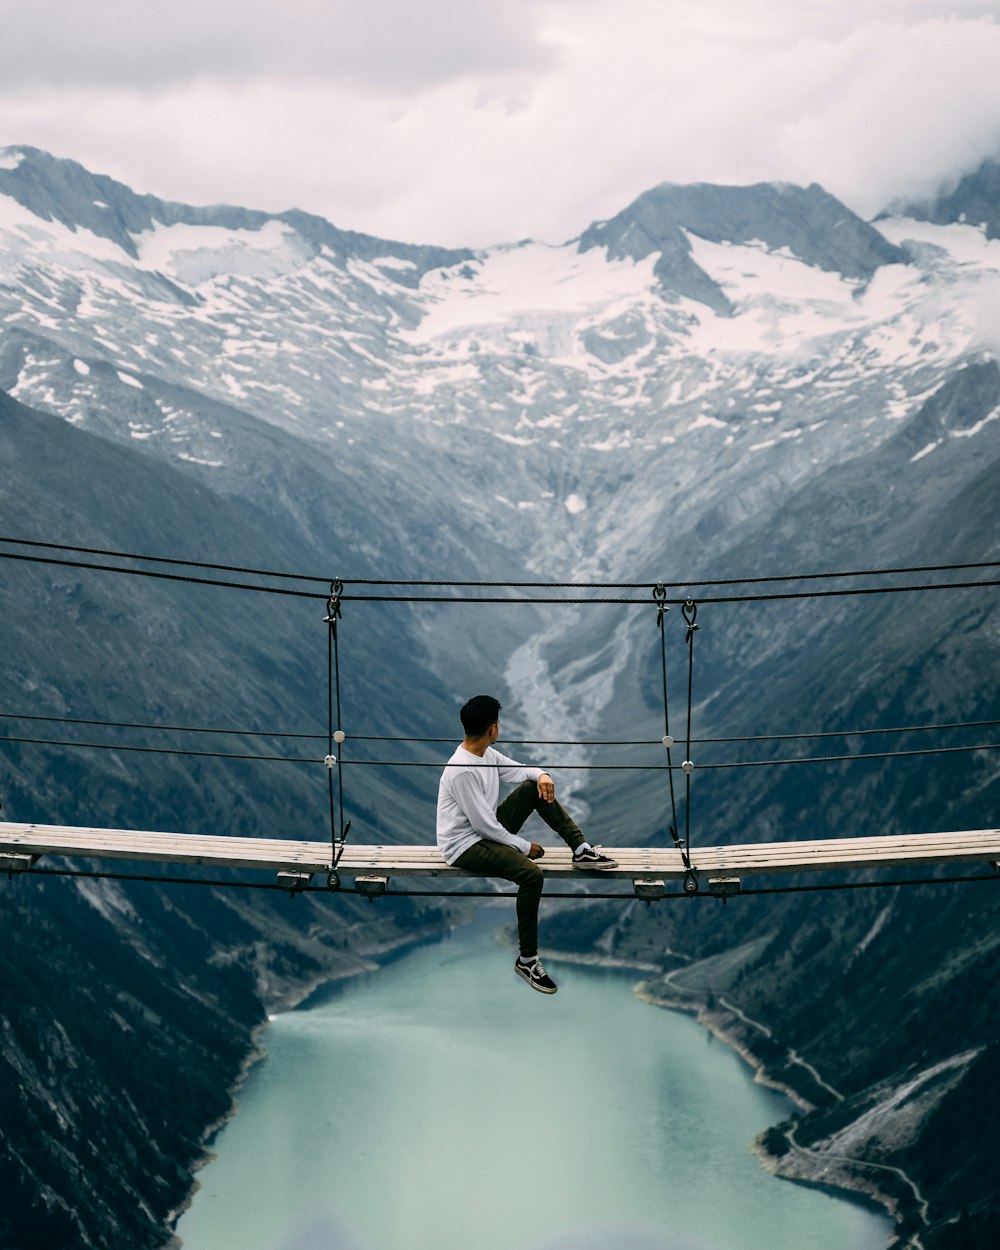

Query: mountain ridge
[0,144,473,284]
[578,179,908,313]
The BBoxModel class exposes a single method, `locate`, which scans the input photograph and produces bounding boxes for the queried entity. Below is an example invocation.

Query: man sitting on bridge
[436,694,617,994]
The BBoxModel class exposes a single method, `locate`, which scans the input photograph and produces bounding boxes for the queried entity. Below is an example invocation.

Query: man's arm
[490,748,556,804]
[492,749,551,793]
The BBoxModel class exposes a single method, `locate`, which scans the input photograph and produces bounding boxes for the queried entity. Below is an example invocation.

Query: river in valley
[175,914,891,1250]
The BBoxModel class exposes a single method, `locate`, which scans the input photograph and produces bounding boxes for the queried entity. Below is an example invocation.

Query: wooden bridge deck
[2,822,998,893]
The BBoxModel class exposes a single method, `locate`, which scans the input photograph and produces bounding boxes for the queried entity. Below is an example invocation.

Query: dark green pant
[454,780,585,958]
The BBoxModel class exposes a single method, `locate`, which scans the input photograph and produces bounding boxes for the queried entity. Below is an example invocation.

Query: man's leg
[495,780,586,853]
[454,838,544,958]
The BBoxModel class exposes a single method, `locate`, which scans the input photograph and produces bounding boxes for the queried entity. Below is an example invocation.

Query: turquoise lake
[175,915,891,1250]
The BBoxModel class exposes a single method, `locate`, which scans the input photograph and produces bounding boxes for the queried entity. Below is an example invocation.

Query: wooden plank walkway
[1,822,998,891]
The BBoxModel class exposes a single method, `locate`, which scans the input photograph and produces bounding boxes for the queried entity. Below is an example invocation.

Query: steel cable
[0,547,998,605]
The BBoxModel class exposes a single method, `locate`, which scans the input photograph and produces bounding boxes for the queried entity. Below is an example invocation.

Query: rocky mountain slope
[0,383,455,1249]
[1,144,999,1248]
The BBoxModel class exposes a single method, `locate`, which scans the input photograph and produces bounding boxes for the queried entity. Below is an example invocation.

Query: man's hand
[528,842,545,859]
[537,772,555,802]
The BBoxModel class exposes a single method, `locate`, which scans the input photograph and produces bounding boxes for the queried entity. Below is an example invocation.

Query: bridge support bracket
[355,874,389,902]
[1,851,38,878]
[633,879,666,903]
[708,875,741,903]
[276,870,313,895]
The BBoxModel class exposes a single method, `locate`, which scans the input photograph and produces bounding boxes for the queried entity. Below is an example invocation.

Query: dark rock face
[0,383,453,1249]
[578,181,907,311]
[884,155,1000,240]
[0,876,265,1250]
[0,864,441,1250]
[893,359,1000,460]
[544,359,1000,1250]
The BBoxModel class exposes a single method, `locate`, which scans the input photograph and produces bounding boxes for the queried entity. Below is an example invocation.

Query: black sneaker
[572,845,619,870]
[514,957,558,994]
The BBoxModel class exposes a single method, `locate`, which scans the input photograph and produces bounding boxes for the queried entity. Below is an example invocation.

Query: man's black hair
[460,694,502,737]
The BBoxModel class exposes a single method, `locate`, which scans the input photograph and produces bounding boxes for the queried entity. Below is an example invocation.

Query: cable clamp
[324,578,344,624]
[653,583,670,629]
[331,822,352,865]
[324,754,337,768]
[681,760,694,775]
[682,599,699,644]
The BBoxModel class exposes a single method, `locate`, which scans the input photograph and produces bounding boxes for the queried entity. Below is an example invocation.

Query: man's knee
[509,779,539,808]
[516,860,544,893]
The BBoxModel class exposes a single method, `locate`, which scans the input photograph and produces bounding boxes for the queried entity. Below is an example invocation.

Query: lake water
[175,915,891,1250]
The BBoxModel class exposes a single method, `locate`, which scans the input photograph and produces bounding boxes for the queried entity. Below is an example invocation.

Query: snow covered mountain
[2,142,998,596]
[3,141,999,778]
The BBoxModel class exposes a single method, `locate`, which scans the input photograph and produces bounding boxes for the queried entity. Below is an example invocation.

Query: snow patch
[75,877,139,925]
[688,231,862,309]
[372,256,417,270]
[687,413,727,432]
[951,403,1000,438]
[73,359,90,375]
[876,217,1000,270]
[681,231,939,368]
[910,441,939,463]
[0,194,126,261]
[177,452,224,467]
[565,494,587,514]
[136,219,310,285]
[406,243,660,357]
[852,904,891,960]
[117,370,143,389]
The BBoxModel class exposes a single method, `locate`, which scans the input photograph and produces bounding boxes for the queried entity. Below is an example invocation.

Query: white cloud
[0,0,553,91]
[1,0,999,247]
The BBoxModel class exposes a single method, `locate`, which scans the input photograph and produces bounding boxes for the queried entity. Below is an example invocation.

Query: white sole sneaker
[572,850,618,870]
[514,959,558,993]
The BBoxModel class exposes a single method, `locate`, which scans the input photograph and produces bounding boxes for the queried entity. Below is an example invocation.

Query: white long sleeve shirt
[436,745,543,864]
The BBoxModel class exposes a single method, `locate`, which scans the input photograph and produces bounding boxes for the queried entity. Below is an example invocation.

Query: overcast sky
[2,0,1000,247]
